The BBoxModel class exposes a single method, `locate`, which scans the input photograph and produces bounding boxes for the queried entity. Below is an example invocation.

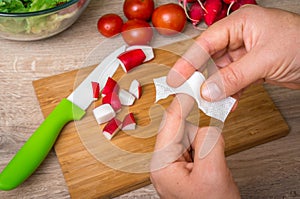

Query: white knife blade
[68,45,126,110]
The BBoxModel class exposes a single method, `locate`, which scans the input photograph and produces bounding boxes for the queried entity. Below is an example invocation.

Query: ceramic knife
[0,45,126,191]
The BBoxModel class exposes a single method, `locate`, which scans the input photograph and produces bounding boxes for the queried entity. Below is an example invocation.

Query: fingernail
[167,69,185,88]
[201,82,223,101]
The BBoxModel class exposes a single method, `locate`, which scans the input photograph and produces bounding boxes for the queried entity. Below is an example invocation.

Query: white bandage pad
[153,72,236,122]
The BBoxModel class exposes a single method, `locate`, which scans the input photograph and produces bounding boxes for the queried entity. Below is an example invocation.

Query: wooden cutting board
[33,40,289,199]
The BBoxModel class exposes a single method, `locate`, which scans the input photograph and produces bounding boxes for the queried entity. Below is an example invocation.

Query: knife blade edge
[67,45,126,110]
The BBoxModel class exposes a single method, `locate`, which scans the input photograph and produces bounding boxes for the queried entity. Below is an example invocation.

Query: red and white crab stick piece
[117,45,154,73]
[117,49,146,73]
[102,77,119,97]
[92,104,116,124]
[129,79,142,99]
[103,118,122,140]
[118,89,135,106]
[121,113,136,131]
[102,92,122,112]
[91,81,100,100]
[126,45,154,62]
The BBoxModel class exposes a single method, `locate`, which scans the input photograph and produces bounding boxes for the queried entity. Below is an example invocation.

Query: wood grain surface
[32,43,288,198]
[0,0,299,198]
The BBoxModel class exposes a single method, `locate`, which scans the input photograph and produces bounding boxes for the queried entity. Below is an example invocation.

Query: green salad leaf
[29,0,69,12]
[0,0,76,39]
[0,0,70,13]
[0,0,27,13]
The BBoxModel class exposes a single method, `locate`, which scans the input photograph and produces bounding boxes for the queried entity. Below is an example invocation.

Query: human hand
[150,94,240,199]
[167,5,300,102]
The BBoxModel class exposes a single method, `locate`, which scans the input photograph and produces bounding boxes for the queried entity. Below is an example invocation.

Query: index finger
[167,10,245,88]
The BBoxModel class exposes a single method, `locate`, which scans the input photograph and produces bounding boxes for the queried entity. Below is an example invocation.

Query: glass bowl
[0,0,91,41]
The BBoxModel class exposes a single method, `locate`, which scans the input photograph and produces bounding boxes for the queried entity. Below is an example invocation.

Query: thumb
[201,49,265,101]
[150,94,195,171]
[192,127,226,173]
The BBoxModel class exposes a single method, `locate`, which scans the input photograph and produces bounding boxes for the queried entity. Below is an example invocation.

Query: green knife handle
[0,99,85,191]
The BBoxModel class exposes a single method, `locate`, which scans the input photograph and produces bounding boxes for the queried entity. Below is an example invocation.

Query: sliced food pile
[92,45,153,140]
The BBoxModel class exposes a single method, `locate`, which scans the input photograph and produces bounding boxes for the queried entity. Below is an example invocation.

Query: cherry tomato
[121,19,153,46]
[123,0,155,21]
[97,14,123,38]
[151,3,187,36]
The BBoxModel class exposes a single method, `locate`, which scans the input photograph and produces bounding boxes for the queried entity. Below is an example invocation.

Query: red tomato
[123,0,155,21]
[151,3,187,36]
[97,14,123,38]
[121,19,153,46]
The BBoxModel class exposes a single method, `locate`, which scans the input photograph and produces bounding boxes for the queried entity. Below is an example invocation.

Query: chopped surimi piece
[102,92,122,112]
[102,77,119,97]
[129,79,142,99]
[122,113,136,131]
[91,81,100,100]
[93,104,116,124]
[117,49,146,73]
[126,45,154,62]
[103,118,122,140]
[118,89,135,106]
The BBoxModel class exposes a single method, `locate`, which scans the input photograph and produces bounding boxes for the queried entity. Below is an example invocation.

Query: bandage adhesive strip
[153,72,236,122]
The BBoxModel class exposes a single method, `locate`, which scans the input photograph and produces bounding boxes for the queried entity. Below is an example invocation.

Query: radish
[125,45,154,62]
[91,81,100,100]
[216,2,228,21]
[118,49,146,73]
[222,0,236,15]
[188,1,205,27]
[129,79,142,99]
[203,0,222,26]
[118,89,136,106]
[223,0,235,4]
[93,104,116,124]
[183,0,197,2]
[122,113,136,131]
[102,118,122,140]
[102,92,122,112]
[179,0,206,25]
[102,77,119,97]
[231,0,257,12]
